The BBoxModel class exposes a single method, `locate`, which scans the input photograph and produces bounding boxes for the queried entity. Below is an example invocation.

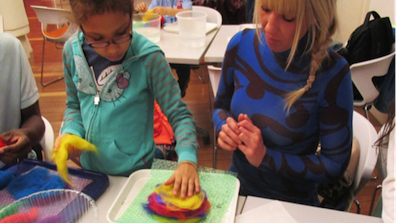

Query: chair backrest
[31,5,78,42]
[40,117,55,162]
[352,111,378,195]
[0,0,30,36]
[207,65,222,97]
[192,6,222,28]
[351,52,395,107]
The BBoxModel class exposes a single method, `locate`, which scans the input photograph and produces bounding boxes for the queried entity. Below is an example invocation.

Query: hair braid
[284,34,331,111]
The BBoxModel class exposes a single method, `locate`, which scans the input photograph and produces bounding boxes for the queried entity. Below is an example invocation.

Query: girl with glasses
[55,0,200,199]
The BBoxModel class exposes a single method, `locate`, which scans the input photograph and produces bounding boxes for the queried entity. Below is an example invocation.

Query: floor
[23,0,384,218]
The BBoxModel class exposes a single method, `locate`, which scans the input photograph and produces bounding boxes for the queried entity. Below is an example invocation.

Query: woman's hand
[164,162,200,199]
[135,2,148,12]
[237,114,266,167]
[0,130,31,165]
[217,117,242,151]
[54,133,82,166]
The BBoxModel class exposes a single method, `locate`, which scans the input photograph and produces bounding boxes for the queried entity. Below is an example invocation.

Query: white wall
[369,0,395,24]
[335,0,371,43]
[335,0,395,43]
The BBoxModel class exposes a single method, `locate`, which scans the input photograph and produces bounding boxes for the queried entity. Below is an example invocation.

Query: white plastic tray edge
[106,169,151,223]
[106,169,240,223]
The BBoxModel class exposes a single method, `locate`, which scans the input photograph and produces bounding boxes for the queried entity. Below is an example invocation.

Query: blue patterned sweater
[213,29,353,206]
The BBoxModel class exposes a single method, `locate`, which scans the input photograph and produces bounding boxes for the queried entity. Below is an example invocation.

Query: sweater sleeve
[382,127,395,223]
[60,39,86,138]
[212,31,241,133]
[147,51,198,165]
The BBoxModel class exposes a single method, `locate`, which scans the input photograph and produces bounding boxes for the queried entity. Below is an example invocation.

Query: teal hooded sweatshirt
[61,31,198,176]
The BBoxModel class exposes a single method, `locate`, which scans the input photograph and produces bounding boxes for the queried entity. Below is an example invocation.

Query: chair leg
[353,199,361,214]
[207,76,218,168]
[362,103,380,181]
[40,38,64,87]
[213,124,217,169]
[363,104,372,121]
[192,65,204,83]
[196,126,210,145]
[369,184,382,215]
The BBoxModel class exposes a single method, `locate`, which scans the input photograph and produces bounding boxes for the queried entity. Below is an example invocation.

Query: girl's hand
[217,117,242,151]
[237,114,266,167]
[152,6,169,16]
[164,162,200,199]
[135,2,148,12]
[54,133,82,166]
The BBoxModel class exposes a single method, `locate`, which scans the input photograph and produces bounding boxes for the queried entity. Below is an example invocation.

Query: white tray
[106,169,240,223]
[163,22,218,34]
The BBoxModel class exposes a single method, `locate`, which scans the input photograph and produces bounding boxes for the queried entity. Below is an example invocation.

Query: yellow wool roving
[143,9,155,21]
[154,183,206,210]
[51,134,97,184]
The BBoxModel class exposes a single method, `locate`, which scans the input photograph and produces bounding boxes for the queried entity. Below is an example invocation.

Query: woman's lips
[265,34,278,45]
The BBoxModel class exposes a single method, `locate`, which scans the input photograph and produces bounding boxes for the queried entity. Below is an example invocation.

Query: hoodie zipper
[87,66,99,142]
[90,66,101,105]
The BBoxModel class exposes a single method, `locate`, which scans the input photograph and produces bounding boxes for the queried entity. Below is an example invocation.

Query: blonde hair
[253,0,337,111]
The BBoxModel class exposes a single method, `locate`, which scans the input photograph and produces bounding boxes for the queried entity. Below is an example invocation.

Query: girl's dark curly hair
[69,0,133,25]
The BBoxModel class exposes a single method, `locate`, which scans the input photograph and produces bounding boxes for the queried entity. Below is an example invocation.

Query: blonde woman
[213,0,353,206]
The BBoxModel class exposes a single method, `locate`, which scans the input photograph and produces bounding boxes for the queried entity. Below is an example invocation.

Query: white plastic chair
[190,6,222,83]
[31,5,78,87]
[192,6,222,29]
[0,0,32,56]
[39,117,55,162]
[351,52,395,119]
[207,65,222,168]
[350,111,379,212]
[208,65,222,96]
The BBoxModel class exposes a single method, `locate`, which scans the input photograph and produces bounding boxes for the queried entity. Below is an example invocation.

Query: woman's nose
[265,12,280,33]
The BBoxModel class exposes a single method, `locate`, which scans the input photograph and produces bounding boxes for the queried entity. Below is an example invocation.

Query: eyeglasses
[85,33,133,48]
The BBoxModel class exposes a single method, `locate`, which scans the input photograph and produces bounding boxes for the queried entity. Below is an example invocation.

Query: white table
[96,176,128,223]
[95,177,382,223]
[156,26,219,65]
[238,196,382,223]
[204,24,256,63]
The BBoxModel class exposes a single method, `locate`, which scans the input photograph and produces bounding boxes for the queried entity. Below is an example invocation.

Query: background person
[0,33,45,165]
[135,0,192,97]
[372,99,395,223]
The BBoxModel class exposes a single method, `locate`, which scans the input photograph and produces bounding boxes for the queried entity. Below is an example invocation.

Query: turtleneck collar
[271,32,312,69]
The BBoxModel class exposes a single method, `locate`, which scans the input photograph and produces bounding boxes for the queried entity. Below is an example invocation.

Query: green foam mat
[116,160,237,222]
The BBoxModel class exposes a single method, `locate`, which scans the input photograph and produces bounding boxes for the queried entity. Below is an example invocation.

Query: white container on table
[176,10,207,48]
